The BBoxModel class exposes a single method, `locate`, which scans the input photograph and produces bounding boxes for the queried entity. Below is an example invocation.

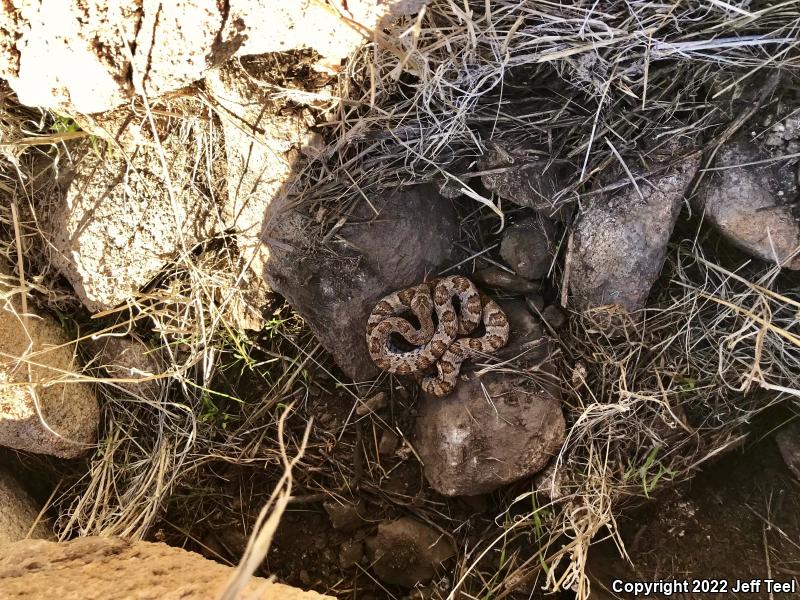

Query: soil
[144,337,800,600]
[588,410,800,600]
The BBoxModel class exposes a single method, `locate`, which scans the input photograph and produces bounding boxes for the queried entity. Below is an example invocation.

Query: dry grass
[0,1,800,599]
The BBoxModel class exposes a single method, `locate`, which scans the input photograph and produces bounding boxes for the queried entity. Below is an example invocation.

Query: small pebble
[339,540,364,569]
[378,430,400,456]
[472,267,539,294]
[542,304,567,329]
[323,500,367,531]
[499,217,556,280]
[356,391,388,416]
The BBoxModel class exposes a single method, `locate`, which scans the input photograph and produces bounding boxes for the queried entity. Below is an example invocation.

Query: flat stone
[0,536,330,599]
[471,267,540,294]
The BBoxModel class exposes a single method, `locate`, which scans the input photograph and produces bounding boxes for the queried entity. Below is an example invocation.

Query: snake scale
[366,275,510,396]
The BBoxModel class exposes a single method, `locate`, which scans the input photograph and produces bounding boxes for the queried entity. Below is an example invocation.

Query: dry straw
[1,0,799,598]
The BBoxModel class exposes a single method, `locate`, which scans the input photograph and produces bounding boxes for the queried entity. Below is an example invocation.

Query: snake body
[366,276,509,396]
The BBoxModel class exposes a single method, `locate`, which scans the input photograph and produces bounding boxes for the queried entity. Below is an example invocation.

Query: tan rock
[43,141,221,312]
[1,0,429,114]
[85,335,164,400]
[0,266,99,458]
[205,61,319,281]
[0,536,331,599]
[0,467,50,546]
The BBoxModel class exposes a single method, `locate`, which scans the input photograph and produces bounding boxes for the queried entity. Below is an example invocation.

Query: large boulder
[0,536,330,599]
[415,301,565,496]
[1,1,428,114]
[263,184,461,380]
[0,467,50,546]
[570,152,700,311]
[0,265,99,458]
[43,140,221,312]
[697,140,800,269]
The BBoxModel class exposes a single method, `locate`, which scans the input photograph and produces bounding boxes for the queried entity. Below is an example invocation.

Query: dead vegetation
[1,1,800,599]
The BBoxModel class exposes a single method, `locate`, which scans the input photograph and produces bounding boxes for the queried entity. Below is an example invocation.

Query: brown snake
[366,276,510,396]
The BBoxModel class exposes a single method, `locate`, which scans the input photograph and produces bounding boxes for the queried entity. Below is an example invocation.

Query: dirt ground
[147,357,799,600]
[588,409,800,600]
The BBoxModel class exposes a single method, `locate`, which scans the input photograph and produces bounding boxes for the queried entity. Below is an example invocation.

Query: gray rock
[570,152,700,311]
[415,301,565,496]
[365,518,455,587]
[697,140,800,269]
[500,217,558,280]
[479,140,569,214]
[775,421,800,482]
[263,185,460,380]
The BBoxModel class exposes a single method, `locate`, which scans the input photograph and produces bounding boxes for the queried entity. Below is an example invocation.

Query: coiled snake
[366,275,510,396]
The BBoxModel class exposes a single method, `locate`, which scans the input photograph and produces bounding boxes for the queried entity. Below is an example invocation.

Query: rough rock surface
[323,500,367,532]
[570,152,700,311]
[0,265,99,458]
[479,140,569,215]
[205,61,320,287]
[0,467,50,546]
[0,536,330,599]
[43,141,220,312]
[86,336,163,399]
[775,421,800,481]
[500,216,557,280]
[365,518,455,587]
[263,185,460,381]
[1,1,428,114]
[697,140,800,269]
[415,301,565,496]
